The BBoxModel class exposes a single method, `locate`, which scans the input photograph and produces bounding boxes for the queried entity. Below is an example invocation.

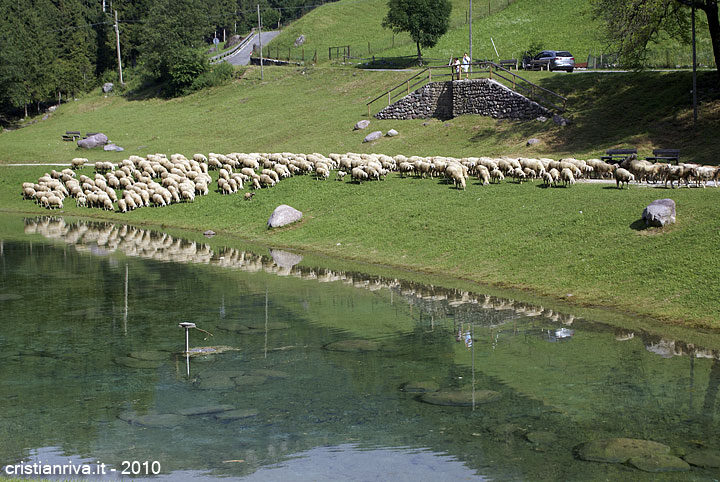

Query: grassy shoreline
[3,161,719,331]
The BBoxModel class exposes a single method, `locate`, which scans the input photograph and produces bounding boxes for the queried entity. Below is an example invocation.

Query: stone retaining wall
[374,79,551,121]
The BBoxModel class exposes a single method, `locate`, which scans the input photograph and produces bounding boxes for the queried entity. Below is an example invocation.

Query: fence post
[288,47,291,60]
[329,47,331,60]
[388,91,391,106]
[429,69,432,82]
[314,50,317,64]
[489,64,493,80]
[407,80,410,94]
[302,47,305,61]
[368,41,371,54]
[368,104,371,118]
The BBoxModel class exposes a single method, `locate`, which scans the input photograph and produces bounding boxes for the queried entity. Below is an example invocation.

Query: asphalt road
[226,31,281,66]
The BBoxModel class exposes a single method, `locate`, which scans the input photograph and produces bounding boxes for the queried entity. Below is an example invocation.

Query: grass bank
[2,161,719,330]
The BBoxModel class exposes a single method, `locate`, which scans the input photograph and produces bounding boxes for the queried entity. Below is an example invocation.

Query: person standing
[462,52,471,79]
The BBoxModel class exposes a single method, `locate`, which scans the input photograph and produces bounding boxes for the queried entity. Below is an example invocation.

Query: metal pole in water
[179,322,196,377]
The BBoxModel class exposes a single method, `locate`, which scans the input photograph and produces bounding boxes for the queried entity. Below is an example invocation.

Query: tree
[591,0,720,79]
[382,0,451,62]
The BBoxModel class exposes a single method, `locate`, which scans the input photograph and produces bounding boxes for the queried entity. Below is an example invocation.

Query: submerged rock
[128,350,170,361]
[177,405,236,416]
[526,431,558,446]
[628,454,690,472]
[574,438,671,464]
[683,449,720,468]
[0,294,22,301]
[194,377,236,390]
[114,356,163,369]
[233,375,267,386]
[420,390,502,406]
[324,339,380,352]
[129,413,185,429]
[401,381,440,393]
[215,409,259,421]
[250,369,289,379]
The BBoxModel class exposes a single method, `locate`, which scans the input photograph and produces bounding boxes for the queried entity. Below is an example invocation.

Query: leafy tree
[382,0,451,62]
[591,0,720,78]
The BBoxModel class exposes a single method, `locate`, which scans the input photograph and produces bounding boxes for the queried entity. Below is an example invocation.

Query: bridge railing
[209,29,255,64]
[366,62,567,117]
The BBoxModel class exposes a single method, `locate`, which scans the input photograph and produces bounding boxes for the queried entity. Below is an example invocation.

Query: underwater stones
[683,449,720,468]
[323,339,380,352]
[114,356,163,369]
[526,431,558,446]
[627,454,690,472]
[128,350,170,361]
[420,390,502,406]
[185,346,238,357]
[127,413,185,429]
[194,377,236,390]
[574,438,672,464]
[177,405,236,416]
[250,369,289,379]
[401,381,440,393]
[214,408,259,421]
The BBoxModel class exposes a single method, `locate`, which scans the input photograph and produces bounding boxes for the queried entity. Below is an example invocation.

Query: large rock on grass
[267,205,302,229]
[642,199,676,227]
[363,131,382,143]
[77,133,108,149]
[354,120,370,130]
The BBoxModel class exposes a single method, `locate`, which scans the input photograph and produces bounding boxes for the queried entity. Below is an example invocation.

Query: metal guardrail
[366,62,567,117]
[209,29,255,64]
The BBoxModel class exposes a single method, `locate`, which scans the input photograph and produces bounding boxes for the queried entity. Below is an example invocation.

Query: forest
[0,0,326,119]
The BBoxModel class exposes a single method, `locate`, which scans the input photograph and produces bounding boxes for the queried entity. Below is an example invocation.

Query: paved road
[226,31,281,66]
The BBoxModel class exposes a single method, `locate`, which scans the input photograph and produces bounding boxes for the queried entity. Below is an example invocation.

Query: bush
[167,48,209,96]
[190,62,236,91]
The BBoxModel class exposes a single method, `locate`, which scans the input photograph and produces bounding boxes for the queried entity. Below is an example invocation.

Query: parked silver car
[523,50,575,72]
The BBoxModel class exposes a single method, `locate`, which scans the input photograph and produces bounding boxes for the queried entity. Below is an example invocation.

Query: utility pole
[114,10,124,85]
[692,1,698,126]
[257,4,263,80]
[469,0,472,70]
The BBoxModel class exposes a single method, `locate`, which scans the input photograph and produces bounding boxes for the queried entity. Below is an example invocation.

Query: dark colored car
[523,50,575,72]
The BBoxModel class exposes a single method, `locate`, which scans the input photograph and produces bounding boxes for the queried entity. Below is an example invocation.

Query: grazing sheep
[336,170,346,181]
[560,168,575,187]
[542,171,553,187]
[614,168,635,189]
[244,192,255,201]
[476,165,490,186]
[490,168,504,183]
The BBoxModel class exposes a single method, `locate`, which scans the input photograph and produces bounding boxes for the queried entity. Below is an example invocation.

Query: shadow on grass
[630,219,651,231]
[356,56,422,69]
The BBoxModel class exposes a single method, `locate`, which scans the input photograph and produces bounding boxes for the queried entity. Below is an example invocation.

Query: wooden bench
[62,131,82,141]
[499,59,518,70]
[646,148,680,165]
[600,148,637,164]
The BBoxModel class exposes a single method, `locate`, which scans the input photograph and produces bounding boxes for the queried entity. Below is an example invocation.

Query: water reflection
[1,216,719,480]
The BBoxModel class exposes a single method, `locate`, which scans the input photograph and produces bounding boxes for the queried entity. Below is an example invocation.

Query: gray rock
[536,116,548,122]
[683,449,720,468]
[354,120,370,130]
[270,249,303,268]
[47,105,57,112]
[203,230,216,237]
[386,129,399,137]
[224,35,241,49]
[267,204,303,229]
[103,143,124,152]
[42,114,49,121]
[628,454,690,472]
[77,133,108,149]
[102,82,114,93]
[642,199,676,227]
[526,138,541,146]
[363,131,382,143]
[294,34,305,47]
[553,114,570,126]
[420,389,502,406]
[574,438,671,464]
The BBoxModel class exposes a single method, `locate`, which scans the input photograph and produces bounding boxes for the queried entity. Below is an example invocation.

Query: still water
[0,217,719,481]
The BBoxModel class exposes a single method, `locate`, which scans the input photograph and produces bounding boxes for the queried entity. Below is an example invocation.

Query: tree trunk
[700,0,720,80]
[416,41,423,65]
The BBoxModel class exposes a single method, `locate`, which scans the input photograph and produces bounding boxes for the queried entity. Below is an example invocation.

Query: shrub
[167,48,209,96]
[190,62,236,91]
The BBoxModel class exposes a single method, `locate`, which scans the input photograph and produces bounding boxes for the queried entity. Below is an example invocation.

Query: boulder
[103,143,124,152]
[294,34,305,47]
[386,129,399,137]
[553,114,570,126]
[420,389,502,406]
[203,230,216,237]
[224,35,241,49]
[574,438,671,464]
[400,381,439,393]
[526,138,541,146]
[628,454,690,472]
[102,82,114,93]
[267,204,303,229]
[642,199,676,227]
[77,133,108,149]
[683,449,720,468]
[354,120,370,130]
[363,131,382,143]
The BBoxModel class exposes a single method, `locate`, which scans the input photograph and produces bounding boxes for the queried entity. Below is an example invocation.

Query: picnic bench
[62,131,82,141]
[646,149,680,165]
[600,148,637,164]
[499,59,518,70]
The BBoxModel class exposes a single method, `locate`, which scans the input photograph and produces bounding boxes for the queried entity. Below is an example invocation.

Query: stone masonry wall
[374,79,551,121]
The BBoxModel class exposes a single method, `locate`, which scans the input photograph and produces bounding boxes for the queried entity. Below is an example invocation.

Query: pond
[0,216,719,481]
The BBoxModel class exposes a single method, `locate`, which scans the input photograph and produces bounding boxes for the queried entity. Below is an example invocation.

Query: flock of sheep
[20,151,720,211]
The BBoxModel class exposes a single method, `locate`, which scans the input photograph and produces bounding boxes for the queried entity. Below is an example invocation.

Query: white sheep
[560,168,575,187]
[614,168,635,189]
